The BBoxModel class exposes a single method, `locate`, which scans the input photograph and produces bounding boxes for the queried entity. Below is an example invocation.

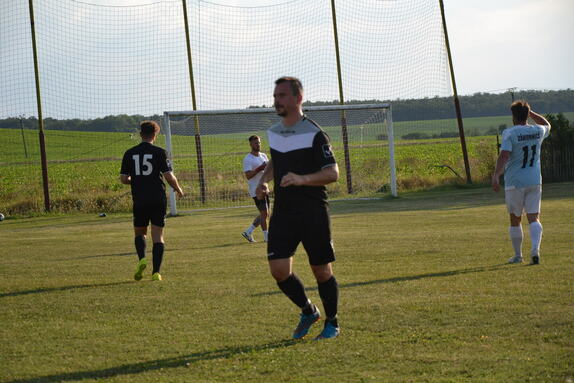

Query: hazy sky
[191,0,574,108]
[444,0,574,94]
[217,0,574,94]
[1,0,572,119]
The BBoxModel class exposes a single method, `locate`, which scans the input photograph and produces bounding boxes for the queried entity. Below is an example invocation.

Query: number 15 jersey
[120,142,172,205]
[500,124,550,189]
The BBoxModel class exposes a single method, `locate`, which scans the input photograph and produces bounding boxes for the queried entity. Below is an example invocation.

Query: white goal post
[163,103,396,215]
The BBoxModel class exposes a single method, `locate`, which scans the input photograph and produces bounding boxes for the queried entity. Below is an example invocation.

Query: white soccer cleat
[508,255,523,264]
[242,231,256,243]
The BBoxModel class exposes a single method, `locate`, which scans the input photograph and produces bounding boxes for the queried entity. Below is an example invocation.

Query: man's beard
[275,105,287,117]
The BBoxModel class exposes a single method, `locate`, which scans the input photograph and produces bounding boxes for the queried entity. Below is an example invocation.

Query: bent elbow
[330,167,340,182]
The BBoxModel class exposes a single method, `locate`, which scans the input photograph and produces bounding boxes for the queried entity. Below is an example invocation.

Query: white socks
[529,221,543,256]
[509,226,523,257]
[245,224,255,235]
[509,222,543,258]
[263,231,268,242]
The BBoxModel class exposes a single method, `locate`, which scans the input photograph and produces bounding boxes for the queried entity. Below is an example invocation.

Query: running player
[120,121,184,281]
[257,77,340,340]
[242,135,270,242]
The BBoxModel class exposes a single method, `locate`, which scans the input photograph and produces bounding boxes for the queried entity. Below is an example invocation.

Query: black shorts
[133,202,167,228]
[253,196,270,212]
[267,208,335,266]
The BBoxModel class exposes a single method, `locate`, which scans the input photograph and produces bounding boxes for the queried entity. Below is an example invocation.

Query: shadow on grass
[251,264,510,297]
[51,248,184,261]
[330,182,574,215]
[0,281,133,299]
[51,252,133,261]
[7,340,297,383]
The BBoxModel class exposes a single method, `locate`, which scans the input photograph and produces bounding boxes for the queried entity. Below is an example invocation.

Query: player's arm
[244,162,267,180]
[119,152,132,184]
[528,110,551,128]
[164,171,184,198]
[256,159,274,199]
[491,150,510,192]
[280,164,339,187]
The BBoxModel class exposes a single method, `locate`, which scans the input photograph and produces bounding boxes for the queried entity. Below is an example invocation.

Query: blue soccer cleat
[292,306,320,339]
[315,320,340,340]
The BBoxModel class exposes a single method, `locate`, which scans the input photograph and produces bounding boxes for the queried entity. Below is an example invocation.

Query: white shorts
[504,185,542,217]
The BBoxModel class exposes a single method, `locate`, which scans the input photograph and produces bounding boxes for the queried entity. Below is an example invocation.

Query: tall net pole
[182,0,206,203]
[28,0,50,211]
[439,0,472,184]
[330,0,353,194]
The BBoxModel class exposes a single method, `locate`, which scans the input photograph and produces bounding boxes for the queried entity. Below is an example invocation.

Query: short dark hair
[140,120,160,137]
[275,76,303,97]
[511,100,530,123]
[248,135,260,142]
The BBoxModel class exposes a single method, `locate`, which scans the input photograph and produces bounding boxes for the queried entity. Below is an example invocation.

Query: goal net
[1,0,460,215]
[163,104,395,215]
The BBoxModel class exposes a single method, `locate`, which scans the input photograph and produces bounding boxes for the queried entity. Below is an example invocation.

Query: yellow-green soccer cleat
[134,258,147,281]
[152,272,162,281]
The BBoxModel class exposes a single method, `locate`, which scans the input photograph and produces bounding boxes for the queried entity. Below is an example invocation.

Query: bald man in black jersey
[120,121,184,281]
[256,77,340,340]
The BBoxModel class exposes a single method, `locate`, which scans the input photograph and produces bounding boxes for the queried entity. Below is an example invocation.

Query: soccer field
[1,184,573,382]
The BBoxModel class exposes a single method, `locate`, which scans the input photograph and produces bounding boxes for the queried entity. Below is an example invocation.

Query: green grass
[1,183,573,382]
[0,130,497,215]
[1,112,572,215]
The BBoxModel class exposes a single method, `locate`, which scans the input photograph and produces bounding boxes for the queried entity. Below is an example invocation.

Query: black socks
[277,273,309,309]
[278,273,339,326]
[134,235,146,260]
[318,276,339,322]
[152,242,164,274]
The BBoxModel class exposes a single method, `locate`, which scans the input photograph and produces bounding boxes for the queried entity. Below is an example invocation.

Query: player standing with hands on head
[492,101,551,265]
[242,135,270,243]
[120,121,184,281]
[257,77,341,340]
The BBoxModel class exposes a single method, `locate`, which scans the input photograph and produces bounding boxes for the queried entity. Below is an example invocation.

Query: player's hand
[256,182,269,199]
[176,188,185,198]
[255,162,267,172]
[491,175,500,192]
[280,172,305,187]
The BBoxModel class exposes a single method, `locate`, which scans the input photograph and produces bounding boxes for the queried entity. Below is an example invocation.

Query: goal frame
[163,103,396,215]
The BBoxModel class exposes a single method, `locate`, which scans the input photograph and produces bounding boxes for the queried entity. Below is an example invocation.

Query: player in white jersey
[242,135,270,242]
[492,101,551,265]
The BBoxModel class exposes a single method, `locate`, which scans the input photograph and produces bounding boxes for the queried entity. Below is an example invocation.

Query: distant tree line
[297,89,574,121]
[1,89,572,133]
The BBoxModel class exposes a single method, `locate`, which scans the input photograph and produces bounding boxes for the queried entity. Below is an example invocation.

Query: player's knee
[509,214,522,226]
[526,213,539,224]
[270,268,290,282]
[312,267,333,283]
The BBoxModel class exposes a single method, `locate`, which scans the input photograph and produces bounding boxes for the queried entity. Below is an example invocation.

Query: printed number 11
[521,145,536,168]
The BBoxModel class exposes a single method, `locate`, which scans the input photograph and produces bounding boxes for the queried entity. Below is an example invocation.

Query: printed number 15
[132,154,153,175]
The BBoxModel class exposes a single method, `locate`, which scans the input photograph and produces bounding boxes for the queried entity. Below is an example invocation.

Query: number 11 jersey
[500,124,550,189]
[120,142,172,205]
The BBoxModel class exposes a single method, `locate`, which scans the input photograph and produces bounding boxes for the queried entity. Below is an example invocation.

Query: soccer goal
[162,104,396,215]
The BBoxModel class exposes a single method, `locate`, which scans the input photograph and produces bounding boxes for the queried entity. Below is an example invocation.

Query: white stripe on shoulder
[268,130,316,153]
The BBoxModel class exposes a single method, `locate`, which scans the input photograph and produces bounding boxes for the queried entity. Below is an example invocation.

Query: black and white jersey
[267,116,336,212]
[120,142,172,205]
